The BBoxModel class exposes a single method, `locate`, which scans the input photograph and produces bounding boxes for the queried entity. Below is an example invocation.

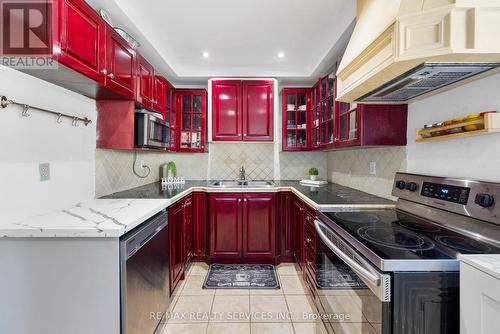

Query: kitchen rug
[203,264,280,289]
[316,263,367,289]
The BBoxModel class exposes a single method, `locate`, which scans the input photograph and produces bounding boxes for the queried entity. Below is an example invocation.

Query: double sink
[210,180,276,188]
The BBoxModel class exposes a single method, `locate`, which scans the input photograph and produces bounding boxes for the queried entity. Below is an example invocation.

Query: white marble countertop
[0,181,395,238]
[459,254,500,280]
[0,198,170,238]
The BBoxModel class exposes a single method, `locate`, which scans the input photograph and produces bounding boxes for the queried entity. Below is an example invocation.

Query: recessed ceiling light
[202,51,210,58]
[277,51,285,59]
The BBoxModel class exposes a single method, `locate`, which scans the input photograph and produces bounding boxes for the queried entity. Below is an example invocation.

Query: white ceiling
[86,0,356,86]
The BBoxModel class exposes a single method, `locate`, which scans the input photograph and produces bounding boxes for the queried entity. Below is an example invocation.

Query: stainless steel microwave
[135,110,169,149]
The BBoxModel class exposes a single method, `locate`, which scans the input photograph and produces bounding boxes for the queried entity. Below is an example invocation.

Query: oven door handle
[314,219,381,286]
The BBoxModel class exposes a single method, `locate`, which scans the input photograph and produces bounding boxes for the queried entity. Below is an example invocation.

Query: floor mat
[203,264,280,289]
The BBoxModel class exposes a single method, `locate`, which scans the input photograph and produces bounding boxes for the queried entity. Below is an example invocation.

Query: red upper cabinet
[242,80,274,141]
[165,83,179,151]
[282,88,311,151]
[105,26,135,98]
[211,80,274,142]
[153,76,167,116]
[211,80,242,141]
[178,89,207,152]
[334,103,408,148]
[58,0,106,84]
[136,55,155,109]
[242,194,276,258]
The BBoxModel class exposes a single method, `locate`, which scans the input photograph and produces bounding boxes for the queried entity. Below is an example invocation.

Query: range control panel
[392,172,500,226]
[421,182,470,204]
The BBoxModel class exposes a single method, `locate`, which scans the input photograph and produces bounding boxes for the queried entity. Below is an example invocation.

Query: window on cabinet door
[337,102,357,142]
[180,92,204,150]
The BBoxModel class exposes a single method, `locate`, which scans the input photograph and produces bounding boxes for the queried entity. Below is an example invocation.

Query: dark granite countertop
[102,180,395,210]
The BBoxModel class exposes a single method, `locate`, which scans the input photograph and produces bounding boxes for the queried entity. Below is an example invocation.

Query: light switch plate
[369,161,376,175]
[39,163,50,181]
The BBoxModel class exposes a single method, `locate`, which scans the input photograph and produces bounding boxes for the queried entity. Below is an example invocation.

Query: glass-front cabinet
[282,88,311,151]
[281,70,408,152]
[165,83,178,151]
[177,89,207,152]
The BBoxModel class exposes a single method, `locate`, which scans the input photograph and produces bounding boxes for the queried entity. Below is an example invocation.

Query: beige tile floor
[160,262,328,334]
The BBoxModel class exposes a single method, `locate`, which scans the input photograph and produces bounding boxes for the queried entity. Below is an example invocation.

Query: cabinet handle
[238,133,241,136]
[108,73,115,79]
[238,198,242,203]
[100,69,108,75]
[244,198,248,202]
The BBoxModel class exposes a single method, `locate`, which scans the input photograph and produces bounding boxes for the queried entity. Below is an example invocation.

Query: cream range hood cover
[336,0,500,103]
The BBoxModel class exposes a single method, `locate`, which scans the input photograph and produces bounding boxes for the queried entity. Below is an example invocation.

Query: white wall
[0,66,96,222]
[406,72,500,182]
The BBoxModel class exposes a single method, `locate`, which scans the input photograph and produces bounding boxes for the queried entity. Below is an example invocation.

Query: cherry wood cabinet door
[168,200,185,294]
[59,0,106,83]
[292,197,305,267]
[192,193,207,257]
[105,26,135,98]
[242,194,276,258]
[153,76,167,115]
[209,194,242,258]
[183,196,194,265]
[178,90,207,152]
[242,80,274,141]
[280,192,294,260]
[136,55,154,108]
[211,80,242,141]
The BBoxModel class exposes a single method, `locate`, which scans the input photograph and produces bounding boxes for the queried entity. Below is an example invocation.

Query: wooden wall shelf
[416,113,500,142]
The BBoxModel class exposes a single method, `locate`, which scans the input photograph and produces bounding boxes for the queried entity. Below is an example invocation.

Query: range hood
[336,0,500,103]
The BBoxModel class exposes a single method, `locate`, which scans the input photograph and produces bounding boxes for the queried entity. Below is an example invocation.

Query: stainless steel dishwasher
[120,209,170,334]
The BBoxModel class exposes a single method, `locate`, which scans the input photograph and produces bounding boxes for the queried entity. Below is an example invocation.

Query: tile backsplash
[208,143,275,180]
[95,144,326,197]
[279,151,327,180]
[326,147,407,200]
[95,149,209,197]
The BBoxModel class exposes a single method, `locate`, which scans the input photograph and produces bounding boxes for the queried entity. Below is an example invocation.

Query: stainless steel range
[314,173,500,334]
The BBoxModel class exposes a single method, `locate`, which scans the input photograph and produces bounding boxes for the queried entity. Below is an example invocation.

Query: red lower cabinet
[292,197,305,267]
[168,195,194,295]
[209,193,276,260]
[242,194,276,258]
[192,193,207,257]
[183,196,194,264]
[280,192,294,261]
[168,199,185,294]
[209,194,243,258]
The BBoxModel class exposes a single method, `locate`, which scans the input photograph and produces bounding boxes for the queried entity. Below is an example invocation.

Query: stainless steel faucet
[239,166,246,181]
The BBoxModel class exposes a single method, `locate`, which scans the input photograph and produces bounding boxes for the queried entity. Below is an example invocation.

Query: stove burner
[357,226,435,251]
[435,235,492,253]
[334,212,380,224]
[397,220,441,233]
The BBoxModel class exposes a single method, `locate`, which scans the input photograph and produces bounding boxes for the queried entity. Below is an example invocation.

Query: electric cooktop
[323,209,500,263]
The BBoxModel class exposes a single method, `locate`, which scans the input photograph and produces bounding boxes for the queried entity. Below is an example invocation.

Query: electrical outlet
[39,163,50,181]
[369,161,376,176]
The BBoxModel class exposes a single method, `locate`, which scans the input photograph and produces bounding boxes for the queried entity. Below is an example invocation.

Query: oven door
[314,219,392,334]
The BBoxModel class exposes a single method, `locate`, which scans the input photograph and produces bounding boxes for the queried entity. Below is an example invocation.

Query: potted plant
[308,167,319,181]
[166,161,177,179]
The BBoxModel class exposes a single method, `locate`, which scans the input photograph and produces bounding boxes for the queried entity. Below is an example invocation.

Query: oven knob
[406,182,418,192]
[395,180,406,190]
[475,193,495,208]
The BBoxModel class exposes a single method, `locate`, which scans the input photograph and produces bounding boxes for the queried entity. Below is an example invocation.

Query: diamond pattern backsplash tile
[279,151,327,180]
[208,143,275,180]
[326,147,407,200]
[95,149,209,197]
